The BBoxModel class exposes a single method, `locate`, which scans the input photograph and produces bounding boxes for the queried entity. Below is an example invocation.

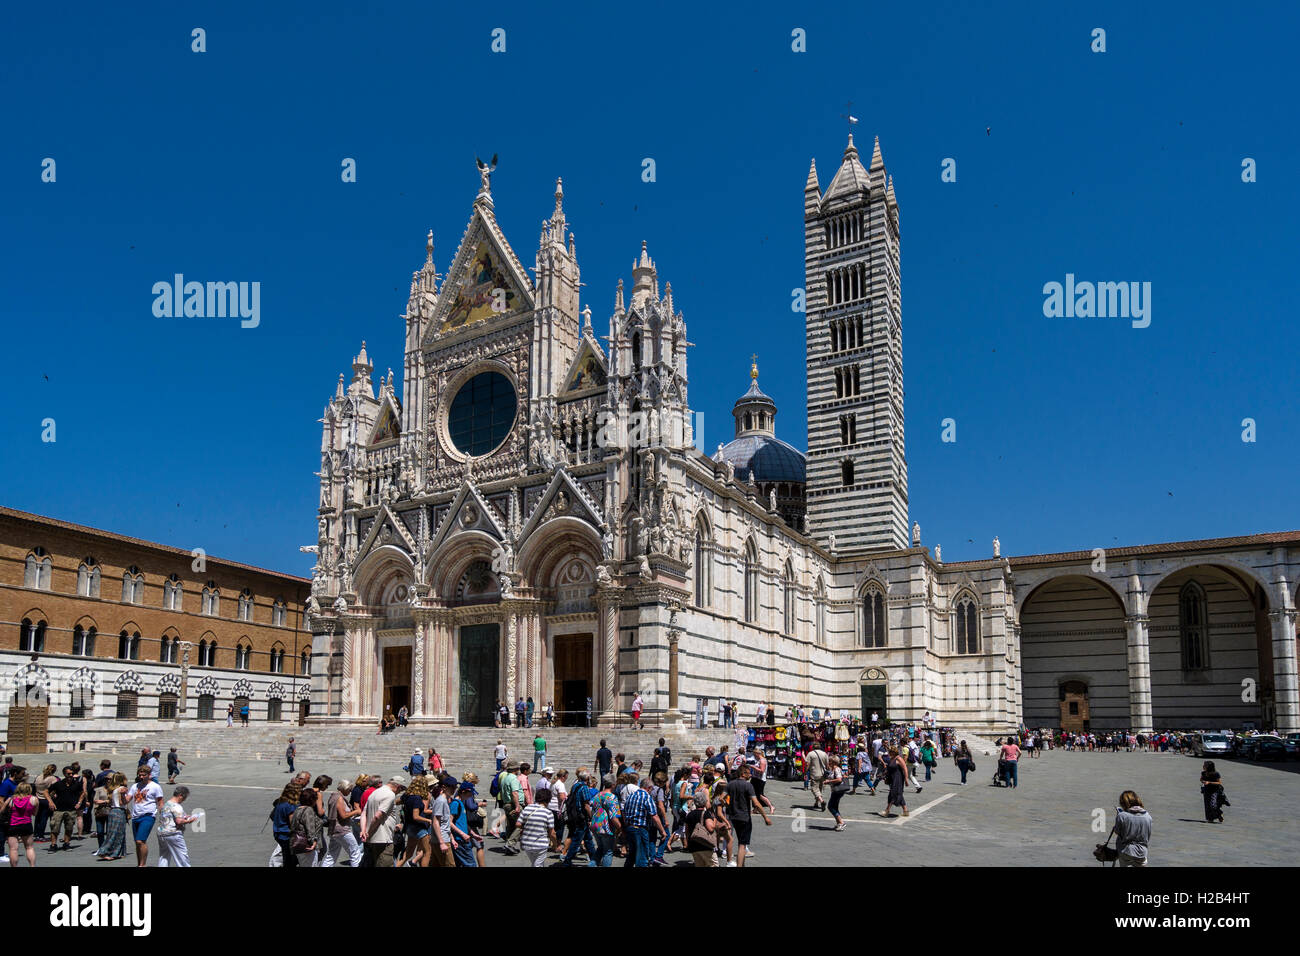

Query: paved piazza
[9,743,1298,868]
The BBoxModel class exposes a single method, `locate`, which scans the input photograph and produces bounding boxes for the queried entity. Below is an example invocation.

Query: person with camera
[1097,790,1151,866]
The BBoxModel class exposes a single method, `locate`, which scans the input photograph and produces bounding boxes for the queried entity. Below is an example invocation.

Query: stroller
[993,758,1010,787]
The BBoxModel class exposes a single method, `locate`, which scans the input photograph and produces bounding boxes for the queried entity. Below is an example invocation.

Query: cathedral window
[783,561,796,636]
[269,643,286,674]
[694,522,712,608]
[238,588,255,622]
[815,578,826,646]
[1178,581,1209,671]
[160,635,177,664]
[273,599,287,627]
[841,459,854,487]
[743,539,759,624]
[301,650,311,675]
[954,593,980,654]
[448,370,517,457]
[861,588,886,648]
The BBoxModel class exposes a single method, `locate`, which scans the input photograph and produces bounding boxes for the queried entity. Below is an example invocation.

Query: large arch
[1147,563,1267,728]
[427,530,501,599]
[353,544,416,608]
[517,515,603,591]
[1019,574,1128,730]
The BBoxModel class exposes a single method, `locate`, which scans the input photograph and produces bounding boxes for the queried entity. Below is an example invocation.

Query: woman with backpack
[288,787,323,867]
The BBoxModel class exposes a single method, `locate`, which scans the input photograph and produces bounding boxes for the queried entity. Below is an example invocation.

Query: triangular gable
[426,205,536,344]
[427,481,508,558]
[357,504,418,562]
[518,468,606,545]
[367,393,402,446]
[562,335,608,393]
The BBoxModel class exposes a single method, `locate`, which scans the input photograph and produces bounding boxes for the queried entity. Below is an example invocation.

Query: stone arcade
[304,136,1300,734]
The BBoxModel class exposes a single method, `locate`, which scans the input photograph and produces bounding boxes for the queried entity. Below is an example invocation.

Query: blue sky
[3,2,1296,574]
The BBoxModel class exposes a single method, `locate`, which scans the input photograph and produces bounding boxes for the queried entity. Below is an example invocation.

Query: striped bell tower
[803,133,907,552]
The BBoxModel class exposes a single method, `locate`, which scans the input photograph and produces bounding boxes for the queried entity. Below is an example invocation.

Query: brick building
[1,507,311,749]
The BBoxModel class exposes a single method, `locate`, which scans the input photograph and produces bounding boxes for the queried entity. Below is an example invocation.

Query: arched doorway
[859,667,888,726]
[1059,680,1090,733]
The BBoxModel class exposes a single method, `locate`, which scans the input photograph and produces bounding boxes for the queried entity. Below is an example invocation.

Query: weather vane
[841,101,859,136]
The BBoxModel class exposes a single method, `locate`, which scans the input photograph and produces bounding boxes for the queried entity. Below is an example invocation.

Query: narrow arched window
[862,588,886,648]
[694,522,712,608]
[955,593,980,654]
[783,562,796,636]
[743,540,759,624]
[1179,581,1209,671]
[815,579,826,646]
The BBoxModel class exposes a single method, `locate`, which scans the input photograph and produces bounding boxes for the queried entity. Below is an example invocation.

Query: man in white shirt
[361,774,402,868]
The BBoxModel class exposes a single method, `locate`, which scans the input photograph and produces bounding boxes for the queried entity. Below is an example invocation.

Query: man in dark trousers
[285,737,297,774]
[595,739,613,780]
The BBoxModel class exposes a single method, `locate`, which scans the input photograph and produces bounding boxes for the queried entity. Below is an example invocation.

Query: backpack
[489,771,503,799]
[566,784,589,827]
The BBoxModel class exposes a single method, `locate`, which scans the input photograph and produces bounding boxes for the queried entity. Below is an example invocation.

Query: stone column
[596,587,620,724]
[178,642,191,715]
[412,619,426,717]
[1125,614,1153,734]
[663,605,684,726]
[505,610,519,705]
[1270,608,1299,734]
[342,622,356,716]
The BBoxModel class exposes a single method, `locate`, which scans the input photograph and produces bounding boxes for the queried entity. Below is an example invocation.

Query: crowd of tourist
[0,748,200,868]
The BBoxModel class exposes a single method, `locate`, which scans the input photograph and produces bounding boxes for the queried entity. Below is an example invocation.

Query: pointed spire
[336,374,345,400]
[615,278,625,313]
[886,174,897,204]
[843,132,859,160]
[554,177,564,219]
[805,157,820,194]
[869,135,884,171]
[664,280,673,315]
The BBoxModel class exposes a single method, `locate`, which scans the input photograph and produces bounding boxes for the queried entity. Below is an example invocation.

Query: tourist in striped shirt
[517,787,556,867]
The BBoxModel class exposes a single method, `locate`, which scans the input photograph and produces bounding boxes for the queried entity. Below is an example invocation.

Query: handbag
[690,812,717,849]
[1093,833,1119,865]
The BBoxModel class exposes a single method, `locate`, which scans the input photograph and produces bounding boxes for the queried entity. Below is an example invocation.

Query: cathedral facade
[306,137,1300,735]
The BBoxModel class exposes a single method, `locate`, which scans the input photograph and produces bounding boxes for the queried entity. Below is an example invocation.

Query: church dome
[718,433,806,484]
[716,358,807,484]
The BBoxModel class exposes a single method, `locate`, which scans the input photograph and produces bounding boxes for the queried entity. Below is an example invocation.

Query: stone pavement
[8,747,1298,867]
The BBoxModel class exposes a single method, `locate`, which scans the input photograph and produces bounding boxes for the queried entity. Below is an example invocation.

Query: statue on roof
[475,153,498,194]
